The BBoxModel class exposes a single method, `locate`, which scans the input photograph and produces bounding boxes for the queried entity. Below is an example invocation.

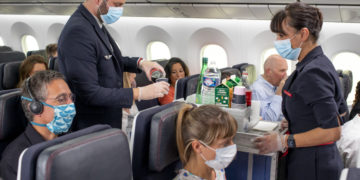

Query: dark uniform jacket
[58,4,141,130]
[0,125,45,180]
[282,46,348,180]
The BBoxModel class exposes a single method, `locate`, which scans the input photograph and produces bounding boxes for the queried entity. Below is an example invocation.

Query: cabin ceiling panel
[316,5,341,22]
[220,4,257,19]
[123,4,178,17]
[248,5,272,20]
[340,6,360,23]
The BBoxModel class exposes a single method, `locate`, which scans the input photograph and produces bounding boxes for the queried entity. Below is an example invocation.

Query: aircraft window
[146,41,171,60]
[332,52,360,105]
[21,35,39,54]
[0,37,4,46]
[261,48,293,75]
[201,44,227,69]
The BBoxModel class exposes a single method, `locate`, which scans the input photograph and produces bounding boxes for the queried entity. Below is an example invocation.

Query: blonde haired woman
[175,104,237,180]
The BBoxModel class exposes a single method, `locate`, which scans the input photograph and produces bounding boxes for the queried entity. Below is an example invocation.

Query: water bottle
[195,57,208,104]
[202,61,221,104]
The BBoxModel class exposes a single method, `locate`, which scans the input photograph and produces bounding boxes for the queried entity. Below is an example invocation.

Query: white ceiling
[0,0,359,22]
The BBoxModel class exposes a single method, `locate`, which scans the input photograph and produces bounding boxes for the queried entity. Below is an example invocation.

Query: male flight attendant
[58,0,169,130]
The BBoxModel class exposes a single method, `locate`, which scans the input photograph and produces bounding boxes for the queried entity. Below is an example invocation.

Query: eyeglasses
[47,93,75,105]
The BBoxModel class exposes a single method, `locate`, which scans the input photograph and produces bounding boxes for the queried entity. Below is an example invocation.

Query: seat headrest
[0,46,13,53]
[19,124,112,180]
[0,51,25,64]
[2,61,21,90]
[221,68,241,79]
[185,75,199,98]
[26,50,47,60]
[148,101,185,172]
[0,90,27,140]
[337,69,353,101]
[36,128,131,180]
[135,59,168,87]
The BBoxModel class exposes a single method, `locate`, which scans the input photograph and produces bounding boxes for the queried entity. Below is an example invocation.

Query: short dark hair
[271,2,323,42]
[21,70,65,121]
[164,57,190,84]
[45,43,57,58]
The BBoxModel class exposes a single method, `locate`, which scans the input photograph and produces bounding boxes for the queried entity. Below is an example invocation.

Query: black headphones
[25,77,43,114]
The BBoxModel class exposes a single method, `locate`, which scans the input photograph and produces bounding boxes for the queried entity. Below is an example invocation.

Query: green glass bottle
[195,57,208,104]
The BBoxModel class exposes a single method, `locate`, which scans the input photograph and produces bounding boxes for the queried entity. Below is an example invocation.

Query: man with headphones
[0,70,76,180]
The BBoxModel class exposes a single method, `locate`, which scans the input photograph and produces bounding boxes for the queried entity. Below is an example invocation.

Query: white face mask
[199,140,237,170]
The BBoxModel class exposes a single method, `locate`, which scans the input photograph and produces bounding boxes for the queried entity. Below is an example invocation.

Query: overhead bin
[124,3,178,17]
[248,5,273,20]
[220,4,257,20]
[317,5,341,22]
[193,4,228,19]
[340,6,360,23]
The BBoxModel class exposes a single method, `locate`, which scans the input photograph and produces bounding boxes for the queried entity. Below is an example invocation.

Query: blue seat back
[0,61,22,90]
[131,101,184,180]
[35,128,131,180]
[18,125,112,180]
[0,90,27,161]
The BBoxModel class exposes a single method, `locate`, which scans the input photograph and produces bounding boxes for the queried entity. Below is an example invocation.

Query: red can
[245,90,252,106]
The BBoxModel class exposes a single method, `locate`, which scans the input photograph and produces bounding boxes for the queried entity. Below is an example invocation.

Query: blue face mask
[22,96,76,135]
[274,34,302,61]
[101,6,123,24]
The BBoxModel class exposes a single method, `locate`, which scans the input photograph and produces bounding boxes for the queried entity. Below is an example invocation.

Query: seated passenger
[337,81,360,168]
[175,104,237,180]
[46,43,58,60]
[0,70,76,180]
[158,58,189,105]
[122,72,138,138]
[17,55,48,88]
[250,54,287,121]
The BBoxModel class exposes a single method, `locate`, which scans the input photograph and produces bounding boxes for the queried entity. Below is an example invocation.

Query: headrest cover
[0,90,27,140]
[0,51,25,64]
[36,128,131,180]
[2,61,21,90]
[149,101,185,172]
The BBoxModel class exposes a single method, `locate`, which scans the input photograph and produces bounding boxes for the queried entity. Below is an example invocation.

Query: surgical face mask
[24,98,76,135]
[199,141,237,170]
[274,34,302,61]
[100,6,123,24]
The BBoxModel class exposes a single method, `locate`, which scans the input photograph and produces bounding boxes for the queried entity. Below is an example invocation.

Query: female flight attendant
[254,2,348,180]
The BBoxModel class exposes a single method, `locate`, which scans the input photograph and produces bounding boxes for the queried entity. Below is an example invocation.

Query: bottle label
[203,77,219,87]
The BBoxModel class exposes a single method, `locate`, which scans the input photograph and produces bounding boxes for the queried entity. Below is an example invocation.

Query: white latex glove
[138,81,169,100]
[139,60,166,81]
[254,132,286,154]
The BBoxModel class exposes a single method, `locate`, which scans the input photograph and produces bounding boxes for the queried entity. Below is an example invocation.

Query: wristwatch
[287,134,296,148]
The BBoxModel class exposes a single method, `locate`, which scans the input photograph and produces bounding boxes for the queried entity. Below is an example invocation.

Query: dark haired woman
[158,57,189,105]
[254,2,348,180]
